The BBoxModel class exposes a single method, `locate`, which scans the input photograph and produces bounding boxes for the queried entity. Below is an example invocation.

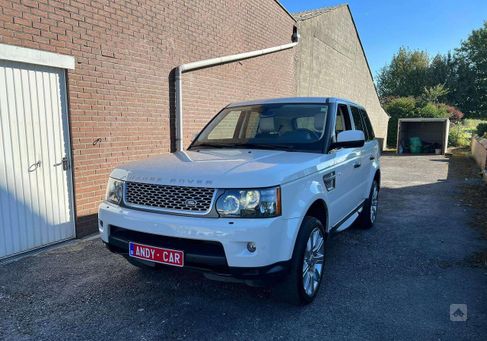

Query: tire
[356,179,379,229]
[273,216,326,305]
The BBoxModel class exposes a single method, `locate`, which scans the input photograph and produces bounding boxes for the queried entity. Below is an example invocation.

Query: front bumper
[104,226,290,284]
[98,202,300,276]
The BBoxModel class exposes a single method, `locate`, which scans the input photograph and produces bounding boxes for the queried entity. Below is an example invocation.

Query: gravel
[1,154,486,340]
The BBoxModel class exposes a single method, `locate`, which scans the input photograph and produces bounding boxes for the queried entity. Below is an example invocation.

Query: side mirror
[331,130,365,150]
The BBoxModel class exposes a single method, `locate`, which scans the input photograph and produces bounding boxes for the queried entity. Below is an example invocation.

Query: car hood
[111,149,335,188]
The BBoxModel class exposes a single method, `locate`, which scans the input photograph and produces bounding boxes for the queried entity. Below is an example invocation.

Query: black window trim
[334,103,353,138]
[349,105,368,138]
[359,108,375,141]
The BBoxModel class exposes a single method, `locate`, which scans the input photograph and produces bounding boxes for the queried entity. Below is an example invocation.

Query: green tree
[427,53,454,89]
[377,48,430,98]
[377,22,487,119]
[451,22,487,118]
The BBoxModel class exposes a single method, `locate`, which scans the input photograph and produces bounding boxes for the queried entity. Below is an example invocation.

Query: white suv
[99,97,380,304]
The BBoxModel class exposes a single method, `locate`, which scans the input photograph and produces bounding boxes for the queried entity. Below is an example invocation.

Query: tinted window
[360,109,375,140]
[350,106,366,134]
[335,104,352,136]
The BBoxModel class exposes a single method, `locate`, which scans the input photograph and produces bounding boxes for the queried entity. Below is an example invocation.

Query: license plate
[129,242,184,267]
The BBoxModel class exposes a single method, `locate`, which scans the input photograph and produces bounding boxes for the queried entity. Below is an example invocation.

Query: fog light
[247,242,256,253]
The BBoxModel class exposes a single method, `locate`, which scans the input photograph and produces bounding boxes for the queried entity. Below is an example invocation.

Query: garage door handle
[53,157,69,171]
[353,162,361,168]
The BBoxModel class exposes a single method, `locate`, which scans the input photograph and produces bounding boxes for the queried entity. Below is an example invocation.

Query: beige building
[294,5,389,148]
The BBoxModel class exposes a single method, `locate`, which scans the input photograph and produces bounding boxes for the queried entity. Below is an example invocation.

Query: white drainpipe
[174,41,298,151]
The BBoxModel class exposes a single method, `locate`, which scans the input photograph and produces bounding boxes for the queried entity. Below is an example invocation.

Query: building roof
[293,4,348,21]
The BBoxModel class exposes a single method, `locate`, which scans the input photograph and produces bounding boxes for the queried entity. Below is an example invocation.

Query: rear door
[357,107,379,198]
[350,105,370,198]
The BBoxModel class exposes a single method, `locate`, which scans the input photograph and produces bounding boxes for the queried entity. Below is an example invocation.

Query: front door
[327,103,362,227]
[0,60,75,258]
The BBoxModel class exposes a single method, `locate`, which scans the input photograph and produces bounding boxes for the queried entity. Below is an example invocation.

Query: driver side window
[335,104,352,137]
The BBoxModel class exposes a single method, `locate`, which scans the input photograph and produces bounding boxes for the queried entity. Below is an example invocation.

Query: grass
[449,118,487,147]
[463,119,487,136]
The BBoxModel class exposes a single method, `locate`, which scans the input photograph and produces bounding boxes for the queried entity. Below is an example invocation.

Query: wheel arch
[374,169,381,189]
[302,199,329,234]
[287,197,329,265]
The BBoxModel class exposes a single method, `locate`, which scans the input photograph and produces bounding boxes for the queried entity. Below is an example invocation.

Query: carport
[396,118,450,155]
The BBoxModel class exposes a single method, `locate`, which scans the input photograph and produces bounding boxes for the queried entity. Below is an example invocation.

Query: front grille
[124,181,215,213]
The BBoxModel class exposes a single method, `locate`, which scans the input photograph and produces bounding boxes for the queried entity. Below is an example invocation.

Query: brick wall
[0,0,296,236]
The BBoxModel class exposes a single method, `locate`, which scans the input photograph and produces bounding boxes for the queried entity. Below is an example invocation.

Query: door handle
[53,157,69,171]
[370,156,375,161]
[353,163,361,168]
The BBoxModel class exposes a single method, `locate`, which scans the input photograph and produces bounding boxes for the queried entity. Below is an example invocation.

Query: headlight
[216,187,281,218]
[105,178,124,205]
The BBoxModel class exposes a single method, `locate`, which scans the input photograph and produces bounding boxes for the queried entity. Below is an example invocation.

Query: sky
[280,0,487,79]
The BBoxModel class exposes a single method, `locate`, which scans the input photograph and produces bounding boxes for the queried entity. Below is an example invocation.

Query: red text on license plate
[129,242,184,267]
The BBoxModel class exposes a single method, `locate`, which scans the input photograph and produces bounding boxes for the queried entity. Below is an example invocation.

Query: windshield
[190,103,329,152]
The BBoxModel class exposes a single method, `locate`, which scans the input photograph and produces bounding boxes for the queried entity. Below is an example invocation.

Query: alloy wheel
[302,227,325,296]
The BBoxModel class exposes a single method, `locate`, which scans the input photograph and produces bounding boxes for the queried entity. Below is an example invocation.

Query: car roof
[227,97,364,108]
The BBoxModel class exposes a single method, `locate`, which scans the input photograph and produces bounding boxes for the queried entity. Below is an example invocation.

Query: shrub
[448,124,471,147]
[478,123,487,137]
[417,102,449,118]
[442,104,464,122]
[421,84,449,104]
[384,97,417,147]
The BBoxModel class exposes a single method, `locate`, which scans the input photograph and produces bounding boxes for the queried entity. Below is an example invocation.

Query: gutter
[174,37,299,151]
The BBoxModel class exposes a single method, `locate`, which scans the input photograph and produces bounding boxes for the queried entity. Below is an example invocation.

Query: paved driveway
[1,155,486,340]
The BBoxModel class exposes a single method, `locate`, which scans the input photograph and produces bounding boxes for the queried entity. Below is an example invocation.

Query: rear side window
[350,106,366,133]
[335,104,352,136]
[360,109,375,140]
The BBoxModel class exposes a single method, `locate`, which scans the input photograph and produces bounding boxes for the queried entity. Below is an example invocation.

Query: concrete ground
[1,155,486,340]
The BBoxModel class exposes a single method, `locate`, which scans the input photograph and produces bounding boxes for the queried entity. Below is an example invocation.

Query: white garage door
[0,60,75,259]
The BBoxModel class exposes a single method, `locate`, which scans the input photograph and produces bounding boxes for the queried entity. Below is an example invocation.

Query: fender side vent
[323,172,336,191]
